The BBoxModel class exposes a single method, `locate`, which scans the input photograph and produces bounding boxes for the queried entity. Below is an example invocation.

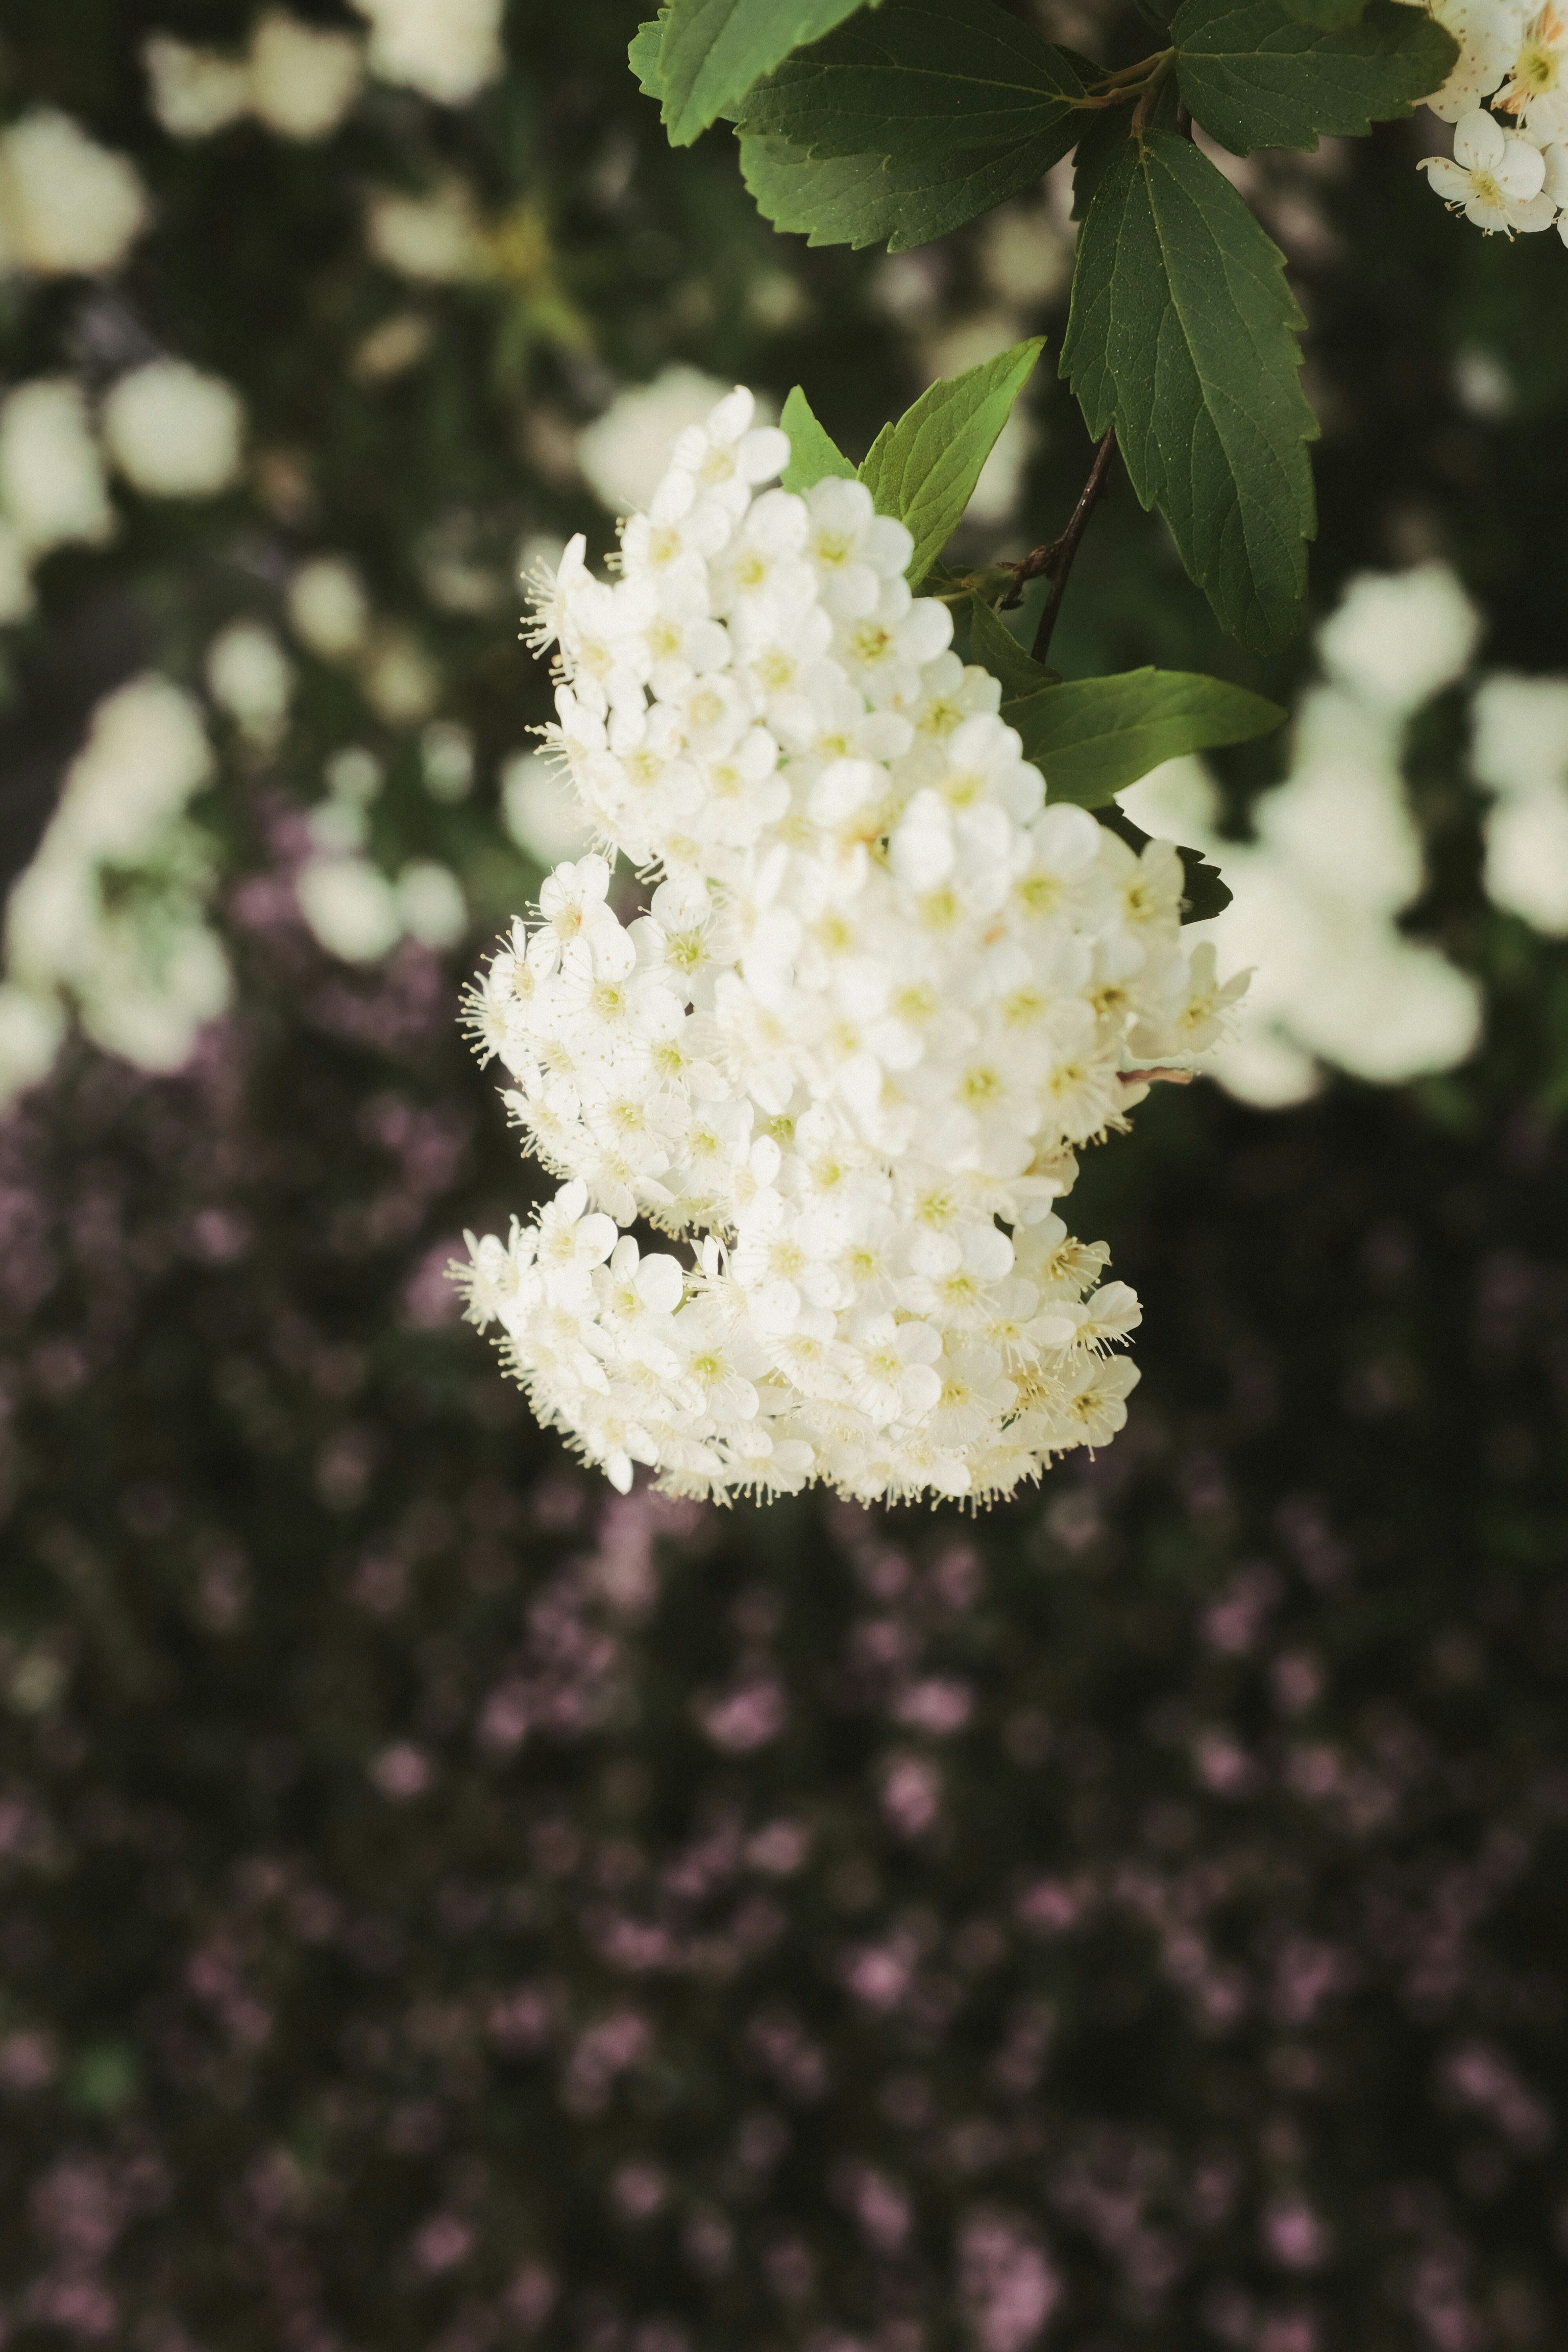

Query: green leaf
[857,337,1043,585]
[1071,105,1132,222]
[1173,0,1457,153]
[1001,668,1284,806]
[1278,0,1368,26]
[1060,130,1317,653]
[629,19,665,97]
[736,0,1087,251]
[779,386,858,493]
[656,0,876,146]
[1099,808,1234,920]
[966,596,1059,699]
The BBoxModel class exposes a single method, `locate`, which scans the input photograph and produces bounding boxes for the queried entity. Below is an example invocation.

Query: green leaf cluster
[630,0,1453,747]
[737,0,1088,251]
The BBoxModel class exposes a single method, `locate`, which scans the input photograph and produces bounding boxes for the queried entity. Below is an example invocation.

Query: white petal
[1495,133,1547,193]
[635,1254,685,1314]
[1507,186,1560,225]
[1454,105,1504,167]
[1424,156,1475,200]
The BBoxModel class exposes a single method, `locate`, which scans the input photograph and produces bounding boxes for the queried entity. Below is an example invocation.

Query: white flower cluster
[459,388,1239,1506]
[0,676,229,1105]
[1414,0,1568,238]
[0,363,248,628]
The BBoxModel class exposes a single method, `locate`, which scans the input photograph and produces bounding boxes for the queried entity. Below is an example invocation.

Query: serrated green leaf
[629,19,665,98]
[966,596,1059,699]
[1001,668,1284,806]
[779,386,858,493]
[1060,130,1318,653]
[1173,0,1457,153]
[1097,808,1234,919]
[1278,0,1368,26]
[736,0,1087,251]
[1071,105,1132,222]
[657,0,877,146]
[857,338,1044,586]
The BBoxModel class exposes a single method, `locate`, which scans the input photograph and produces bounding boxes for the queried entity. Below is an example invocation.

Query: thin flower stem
[1024,428,1118,665]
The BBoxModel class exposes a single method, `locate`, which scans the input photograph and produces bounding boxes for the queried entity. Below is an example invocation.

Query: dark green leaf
[1001,667,1284,806]
[736,0,1087,251]
[629,19,665,98]
[858,338,1044,585]
[966,596,1059,699]
[1278,0,1369,26]
[1060,130,1317,652]
[1071,105,1132,222]
[1176,847,1234,920]
[657,0,876,146]
[1099,808,1234,919]
[779,386,858,493]
[1173,0,1456,153]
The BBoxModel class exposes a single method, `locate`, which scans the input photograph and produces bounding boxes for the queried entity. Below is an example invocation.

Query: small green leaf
[1178,848,1233,921]
[629,19,665,97]
[1099,808,1234,920]
[780,386,859,493]
[858,337,1044,585]
[1001,668,1284,806]
[736,0,1087,251]
[1173,0,1457,153]
[1060,130,1318,652]
[966,596,1059,699]
[657,0,877,146]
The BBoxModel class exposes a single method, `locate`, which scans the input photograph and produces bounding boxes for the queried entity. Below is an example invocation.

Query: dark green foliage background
[2,3,1567,2346]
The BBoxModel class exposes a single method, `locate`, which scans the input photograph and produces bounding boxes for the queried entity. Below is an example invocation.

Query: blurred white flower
[1483,789,1568,932]
[142,36,253,138]
[45,674,213,871]
[397,860,467,947]
[1122,565,1485,1108]
[0,109,150,278]
[288,555,371,659]
[325,745,384,803]
[576,367,736,516]
[979,203,1074,307]
[207,621,295,740]
[421,720,474,802]
[359,626,439,724]
[1,676,227,1101]
[296,853,402,961]
[1315,561,1482,717]
[143,16,363,144]
[0,379,115,557]
[501,749,597,866]
[366,180,485,281]
[249,11,364,139]
[349,0,505,104]
[101,360,247,498]
[1472,673,1568,932]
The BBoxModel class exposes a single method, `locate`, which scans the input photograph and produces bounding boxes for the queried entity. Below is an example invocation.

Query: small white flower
[102,361,246,499]
[1496,0,1568,136]
[1423,107,1555,230]
[1420,0,1529,121]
